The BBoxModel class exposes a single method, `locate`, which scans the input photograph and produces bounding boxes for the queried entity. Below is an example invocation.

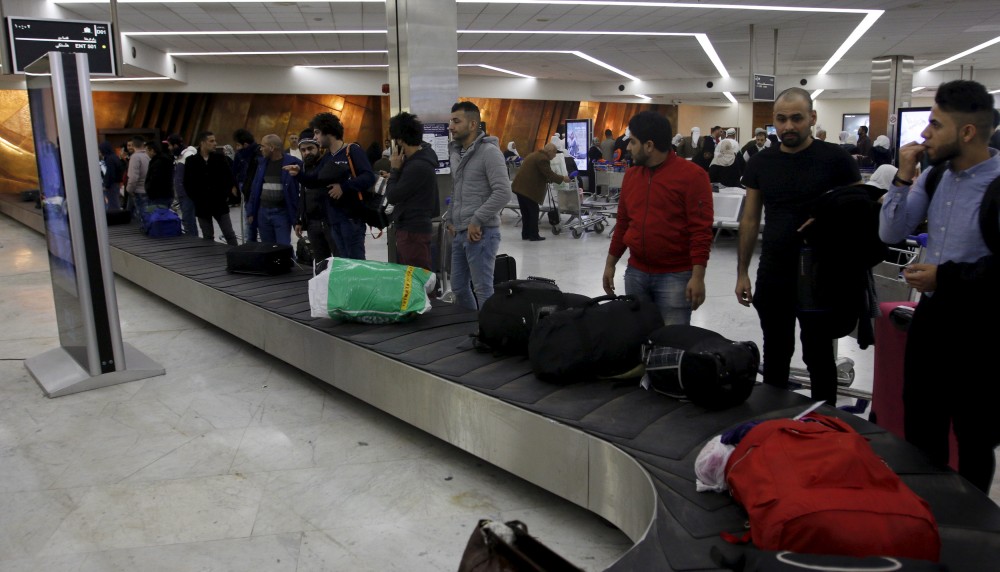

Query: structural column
[386,0,458,120]
[869,56,914,145]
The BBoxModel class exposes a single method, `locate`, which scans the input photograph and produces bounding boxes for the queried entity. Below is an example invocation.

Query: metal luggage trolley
[873,235,924,303]
[548,181,609,238]
[593,162,626,200]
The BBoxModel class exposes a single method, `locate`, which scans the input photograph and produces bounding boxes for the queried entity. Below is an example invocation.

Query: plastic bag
[308,257,436,324]
[695,435,735,493]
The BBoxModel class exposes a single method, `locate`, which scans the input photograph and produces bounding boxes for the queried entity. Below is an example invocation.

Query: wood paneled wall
[753,101,774,133]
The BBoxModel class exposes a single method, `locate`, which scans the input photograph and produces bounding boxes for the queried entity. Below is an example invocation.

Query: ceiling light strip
[722,91,738,104]
[91,76,170,81]
[695,34,729,78]
[459,50,639,81]
[459,64,535,78]
[169,50,388,57]
[810,89,824,99]
[911,86,925,93]
[128,30,384,37]
[817,11,882,75]
[920,35,1000,73]
[635,94,652,101]
[459,1,870,13]
[297,64,390,69]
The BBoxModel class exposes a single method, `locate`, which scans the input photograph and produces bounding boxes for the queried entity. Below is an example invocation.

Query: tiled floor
[1,204,996,571]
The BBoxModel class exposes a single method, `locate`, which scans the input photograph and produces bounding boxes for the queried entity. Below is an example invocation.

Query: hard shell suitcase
[226,242,293,275]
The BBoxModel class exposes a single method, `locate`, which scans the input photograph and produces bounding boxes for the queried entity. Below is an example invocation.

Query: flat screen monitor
[896,107,932,148]
[565,118,591,172]
[7,17,116,75]
[842,113,870,134]
[765,124,776,136]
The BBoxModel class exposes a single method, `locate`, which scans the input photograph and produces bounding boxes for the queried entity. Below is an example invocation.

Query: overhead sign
[7,17,116,75]
[423,122,451,174]
[752,74,775,102]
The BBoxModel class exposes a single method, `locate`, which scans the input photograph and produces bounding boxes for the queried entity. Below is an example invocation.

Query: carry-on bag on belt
[724,414,940,561]
[476,277,588,355]
[144,207,182,238]
[528,294,663,382]
[642,325,759,410]
[226,242,293,275]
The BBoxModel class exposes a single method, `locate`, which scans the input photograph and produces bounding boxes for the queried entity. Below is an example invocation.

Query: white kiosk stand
[24,52,164,397]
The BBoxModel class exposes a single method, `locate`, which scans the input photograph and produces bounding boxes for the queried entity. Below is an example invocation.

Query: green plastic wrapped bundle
[308,257,436,324]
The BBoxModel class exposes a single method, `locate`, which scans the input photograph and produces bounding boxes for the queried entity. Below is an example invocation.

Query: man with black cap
[294,129,344,261]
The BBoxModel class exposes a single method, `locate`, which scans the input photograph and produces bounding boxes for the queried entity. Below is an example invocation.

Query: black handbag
[457,520,583,572]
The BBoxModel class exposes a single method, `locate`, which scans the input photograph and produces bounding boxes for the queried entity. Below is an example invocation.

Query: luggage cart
[873,236,924,303]
[548,182,609,238]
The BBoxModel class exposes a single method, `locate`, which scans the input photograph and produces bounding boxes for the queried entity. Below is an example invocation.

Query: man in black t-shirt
[736,87,860,405]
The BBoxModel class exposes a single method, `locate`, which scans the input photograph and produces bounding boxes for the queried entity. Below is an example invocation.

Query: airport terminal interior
[1,0,1000,571]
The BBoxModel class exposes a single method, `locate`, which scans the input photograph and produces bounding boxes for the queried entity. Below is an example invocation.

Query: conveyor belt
[3,194,999,571]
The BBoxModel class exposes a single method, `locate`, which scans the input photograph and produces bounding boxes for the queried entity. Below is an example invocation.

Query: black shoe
[528,236,546,241]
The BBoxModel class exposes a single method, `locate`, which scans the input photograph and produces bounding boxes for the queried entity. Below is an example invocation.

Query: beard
[631,147,649,166]
[928,139,960,167]
[780,130,807,148]
[303,155,319,168]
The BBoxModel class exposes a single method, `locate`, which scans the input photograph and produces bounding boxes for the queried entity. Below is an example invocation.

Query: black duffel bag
[528,294,663,382]
[642,325,758,409]
[476,277,587,355]
[226,242,293,275]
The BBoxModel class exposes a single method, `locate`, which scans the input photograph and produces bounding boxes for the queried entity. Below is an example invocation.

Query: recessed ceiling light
[920,35,1000,73]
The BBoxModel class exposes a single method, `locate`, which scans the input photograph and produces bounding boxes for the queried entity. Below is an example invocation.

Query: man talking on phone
[879,80,1000,493]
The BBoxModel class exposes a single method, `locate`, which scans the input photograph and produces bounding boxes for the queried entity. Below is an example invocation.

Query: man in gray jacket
[447,101,512,310]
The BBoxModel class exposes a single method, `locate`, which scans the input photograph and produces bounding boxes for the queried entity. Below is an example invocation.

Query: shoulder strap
[979,175,1000,254]
[923,165,946,200]
[344,143,358,179]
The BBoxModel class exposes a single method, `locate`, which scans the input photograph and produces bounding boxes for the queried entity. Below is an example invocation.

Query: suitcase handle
[588,294,640,310]
[525,276,556,285]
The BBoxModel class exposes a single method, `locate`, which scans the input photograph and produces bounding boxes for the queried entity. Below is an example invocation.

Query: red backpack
[724,414,940,561]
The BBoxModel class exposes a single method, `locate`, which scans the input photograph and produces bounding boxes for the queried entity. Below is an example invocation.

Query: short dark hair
[130,136,146,147]
[389,112,424,146]
[711,125,721,132]
[935,80,995,142]
[166,133,184,147]
[628,111,673,153]
[605,129,613,137]
[310,113,345,140]
[196,131,214,144]
[775,87,814,112]
[232,129,255,145]
[858,125,869,134]
[451,101,481,123]
[146,140,164,155]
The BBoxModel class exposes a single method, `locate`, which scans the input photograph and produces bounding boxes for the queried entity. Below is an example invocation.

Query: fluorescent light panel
[912,86,925,93]
[169,50,387,56]
[810,89,824,99]
[990,89,1000,95]
[297,64,389,69]
[459,50,638,81]
[91,76,170,82]
[635,94,652,101]
[920,35,1000,73]
[57,0,380,3]
[128,30,384,37]
[722,91,738,104]
[458,64,535,79]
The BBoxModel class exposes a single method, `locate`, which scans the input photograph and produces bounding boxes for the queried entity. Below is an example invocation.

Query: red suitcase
[871,301,957,470]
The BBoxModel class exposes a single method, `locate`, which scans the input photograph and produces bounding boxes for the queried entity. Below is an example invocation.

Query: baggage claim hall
[0,0,999,570]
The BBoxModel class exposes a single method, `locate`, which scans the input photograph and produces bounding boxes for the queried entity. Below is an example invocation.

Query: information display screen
[842,114,870,134]
[26,58,88,358]
[896,107,932,148]
[7,17,116,75]
[565,118,591,172]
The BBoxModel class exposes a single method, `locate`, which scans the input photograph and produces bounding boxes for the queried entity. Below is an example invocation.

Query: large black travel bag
[106,208,132,226]
[642,325,758,409]
[476,277,588,355]
[528,294,663,382]
[226,242,293,275]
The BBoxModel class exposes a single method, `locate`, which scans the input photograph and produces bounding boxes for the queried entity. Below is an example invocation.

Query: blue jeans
[257,206,293,245]
[327,207,366,260]
[104,185,121,211]
[130,193,148,224]
[179,196,198,236]
[451,226,501,311]
[623,266,693,326]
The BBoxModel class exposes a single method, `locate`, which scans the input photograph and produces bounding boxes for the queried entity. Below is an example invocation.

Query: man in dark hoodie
[233,128,261,240]
[294,129,344,261]
[385,112,438,270]
[144,141,175,211]
[185,131,239,245]
[98,141,124,211]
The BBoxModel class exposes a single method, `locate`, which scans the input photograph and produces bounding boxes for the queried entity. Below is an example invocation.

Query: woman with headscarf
[869,135,892,167]
[708,138,742,187]
[863,163,899,203]
[504,141,519,160]
[838,131,859,155]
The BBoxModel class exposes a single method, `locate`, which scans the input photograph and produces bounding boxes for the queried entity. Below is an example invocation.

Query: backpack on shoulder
[642,325,758,410]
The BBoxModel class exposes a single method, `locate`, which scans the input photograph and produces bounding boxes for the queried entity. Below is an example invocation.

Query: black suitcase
[528,294,663,382]
[106,209,132,226]
[642,325,758,409]
[226,242,293,275]
[494,253,516,284]
[20,189,39,202]
[477,277,586,355]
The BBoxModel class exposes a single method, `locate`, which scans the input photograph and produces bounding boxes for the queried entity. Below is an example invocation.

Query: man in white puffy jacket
[447,101,513,310]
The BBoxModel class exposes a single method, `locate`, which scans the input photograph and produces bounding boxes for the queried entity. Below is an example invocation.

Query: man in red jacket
[602,111,714,325]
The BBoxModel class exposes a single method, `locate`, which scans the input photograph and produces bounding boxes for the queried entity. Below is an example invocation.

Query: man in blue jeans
[447,101,512,310]
[168,134,199,236]
[603,111,714,325]
[246,134,301,245]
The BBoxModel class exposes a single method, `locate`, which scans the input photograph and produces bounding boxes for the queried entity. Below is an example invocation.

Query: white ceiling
[52,0,1000,100]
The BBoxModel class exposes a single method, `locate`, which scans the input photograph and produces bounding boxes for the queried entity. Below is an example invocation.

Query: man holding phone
[879,79,1000,493]
[385,112,438,271]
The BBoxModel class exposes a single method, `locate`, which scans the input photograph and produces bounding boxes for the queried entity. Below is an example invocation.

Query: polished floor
[0,205,996,571]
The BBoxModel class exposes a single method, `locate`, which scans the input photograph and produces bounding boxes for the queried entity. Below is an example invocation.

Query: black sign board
[752,74,775,102]
[7,17,116,75]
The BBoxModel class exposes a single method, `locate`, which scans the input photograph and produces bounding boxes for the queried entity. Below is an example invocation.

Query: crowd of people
[93,83,1000,494]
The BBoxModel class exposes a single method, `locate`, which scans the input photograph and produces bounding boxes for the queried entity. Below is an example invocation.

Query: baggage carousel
[3,194,999,571]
